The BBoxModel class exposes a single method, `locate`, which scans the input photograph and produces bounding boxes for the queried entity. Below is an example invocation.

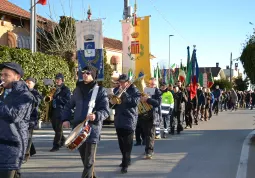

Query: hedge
[0,46,75,91]
[0,46,76,121]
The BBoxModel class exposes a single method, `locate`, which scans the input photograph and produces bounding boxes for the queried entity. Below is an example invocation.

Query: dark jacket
[29,88,43,128]
[146,87,162,126]
[198,92,211,108]
[112,84,141,131]
[51,84,71,119]
[186,91,198,110]
[0,81,35,170]
[174,91,187,112]
[61,81,109,144]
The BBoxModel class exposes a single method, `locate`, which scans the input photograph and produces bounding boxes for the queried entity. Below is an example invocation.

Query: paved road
[21,109,255,178]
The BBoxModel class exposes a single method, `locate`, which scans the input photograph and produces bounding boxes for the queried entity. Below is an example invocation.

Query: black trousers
[185,108,192,127]
[51,117,65,148]
[116,128,134,168]
[141,120,155,155]
[78,142,97,178]
[173,110,184,132]
[135,118,144,144]
[0,170,17,178]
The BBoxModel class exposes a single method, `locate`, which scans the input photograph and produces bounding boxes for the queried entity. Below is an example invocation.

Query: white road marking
[236,130,255,178]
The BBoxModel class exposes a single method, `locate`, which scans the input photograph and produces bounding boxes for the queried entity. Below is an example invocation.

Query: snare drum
[65,121,91,150]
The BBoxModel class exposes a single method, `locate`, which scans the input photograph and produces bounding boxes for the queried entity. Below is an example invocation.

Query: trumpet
[0,81,5,95]
[44,87,56,103]
[110,75,144,107]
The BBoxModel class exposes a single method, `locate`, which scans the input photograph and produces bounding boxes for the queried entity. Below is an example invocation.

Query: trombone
[0,81,5,95]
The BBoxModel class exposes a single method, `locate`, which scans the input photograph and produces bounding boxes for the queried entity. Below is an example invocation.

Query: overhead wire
[148,0,190,45]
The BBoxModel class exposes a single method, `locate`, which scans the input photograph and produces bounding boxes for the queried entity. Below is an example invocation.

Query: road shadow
[21,127,254,178]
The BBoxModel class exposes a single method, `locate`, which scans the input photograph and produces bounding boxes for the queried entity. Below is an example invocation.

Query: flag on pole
[207,72,214,88]
[163,68,167,84]
[155,63,160,88]
[38,0,47,5]
[186,46,190,73]
[128,69,133,80]
[178,69,186,83]
[189,48,199,99]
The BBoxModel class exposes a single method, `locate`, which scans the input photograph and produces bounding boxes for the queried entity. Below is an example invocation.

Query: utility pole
[230,52,232,82]
[30,0,37,53]
[168,35,174,69]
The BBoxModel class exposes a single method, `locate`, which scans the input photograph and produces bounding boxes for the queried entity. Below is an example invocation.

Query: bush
[0,46,76,121]
[211,79,232,91]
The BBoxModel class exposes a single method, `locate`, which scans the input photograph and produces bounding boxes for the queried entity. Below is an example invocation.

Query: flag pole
[30,0,35,53]
[34,0,37,52]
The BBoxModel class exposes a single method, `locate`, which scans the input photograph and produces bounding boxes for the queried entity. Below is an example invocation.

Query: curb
[236,130,255,178]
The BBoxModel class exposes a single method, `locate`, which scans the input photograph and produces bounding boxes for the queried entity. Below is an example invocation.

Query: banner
[134,16,151,82]
[75,20,104,81]
[122,21,135,75]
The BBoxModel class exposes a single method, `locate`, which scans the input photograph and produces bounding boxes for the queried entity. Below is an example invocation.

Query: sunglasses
[82,70,91,75]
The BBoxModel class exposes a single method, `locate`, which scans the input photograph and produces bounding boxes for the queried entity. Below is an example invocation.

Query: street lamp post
[168,35,174,69]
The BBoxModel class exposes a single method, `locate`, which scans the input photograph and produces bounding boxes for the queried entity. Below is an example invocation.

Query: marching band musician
[0,62,35,178]
[62,66,109,178]
[110,74,140,174]
[160,82,174,138]
[24,77,43,162]
[49,73,71,152]
[140,77,161,159]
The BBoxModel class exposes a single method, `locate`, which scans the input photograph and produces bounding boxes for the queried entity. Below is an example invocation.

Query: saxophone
[44,87,56,103]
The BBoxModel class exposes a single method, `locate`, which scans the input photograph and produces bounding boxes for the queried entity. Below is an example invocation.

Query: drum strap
[87,85,99,116]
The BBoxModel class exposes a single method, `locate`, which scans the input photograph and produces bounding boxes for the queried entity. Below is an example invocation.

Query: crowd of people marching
[2,61,255,178]
[133,81,255,144]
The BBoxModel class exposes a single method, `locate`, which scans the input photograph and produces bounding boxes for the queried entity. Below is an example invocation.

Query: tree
[98,49,114,88]
[233,76,249,91]
[240,28,255,84]
[212,79,232,91]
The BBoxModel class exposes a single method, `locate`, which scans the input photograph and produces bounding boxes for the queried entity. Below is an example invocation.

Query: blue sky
[9,0,255,71]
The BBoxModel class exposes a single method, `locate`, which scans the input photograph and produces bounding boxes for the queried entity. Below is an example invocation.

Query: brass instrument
[110,75,144,108]
[44,87,56,103]
[133,77,153,115]
[0,81,5,95]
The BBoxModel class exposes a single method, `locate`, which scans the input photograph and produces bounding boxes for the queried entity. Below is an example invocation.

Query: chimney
[216,62,219,68]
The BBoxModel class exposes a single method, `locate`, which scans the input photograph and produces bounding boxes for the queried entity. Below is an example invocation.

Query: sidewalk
[247,139,255,178]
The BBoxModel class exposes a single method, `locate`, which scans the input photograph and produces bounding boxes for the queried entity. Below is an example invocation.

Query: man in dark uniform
[111,74,140,173]
[50,73,71,152]
[24,77,43,162]
[0,62,35,178]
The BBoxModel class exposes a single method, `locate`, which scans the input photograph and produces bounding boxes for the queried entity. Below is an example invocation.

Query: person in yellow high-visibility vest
[160,82,174,138]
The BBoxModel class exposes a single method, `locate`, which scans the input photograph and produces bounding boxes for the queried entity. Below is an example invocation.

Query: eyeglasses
[82,70,91,75]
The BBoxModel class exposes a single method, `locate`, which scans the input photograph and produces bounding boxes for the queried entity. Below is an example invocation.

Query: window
[11,18,24,28]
